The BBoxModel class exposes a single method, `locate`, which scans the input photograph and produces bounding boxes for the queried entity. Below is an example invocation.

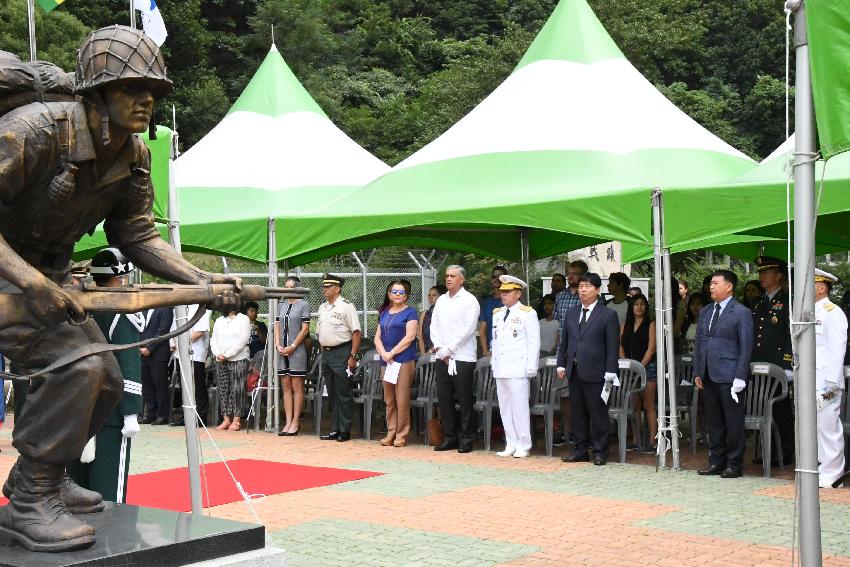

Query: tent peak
[270,43,278,53]
[514,0,624,72]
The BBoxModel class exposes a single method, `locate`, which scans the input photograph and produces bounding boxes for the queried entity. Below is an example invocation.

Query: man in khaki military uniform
[317,274,362,442]
[491,275,540,458]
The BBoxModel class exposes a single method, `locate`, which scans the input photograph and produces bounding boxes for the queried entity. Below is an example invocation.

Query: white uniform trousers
[496,377,531,453]
[817,390,845,487]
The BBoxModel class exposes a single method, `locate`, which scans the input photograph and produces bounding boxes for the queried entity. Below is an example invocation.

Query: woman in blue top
[374,280,419,447]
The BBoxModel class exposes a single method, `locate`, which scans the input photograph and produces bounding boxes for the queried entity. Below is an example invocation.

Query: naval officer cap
[498,274,527,291]
[815,268,839,287]
[322,273,344,287]
[755,255,788,272]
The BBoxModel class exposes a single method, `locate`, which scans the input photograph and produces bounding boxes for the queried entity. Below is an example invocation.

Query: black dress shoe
[170,420,185,427]
[720,468,743,478]
[336,432,351,442]
[593,454,606,466]
[138,415,155,425]
[284,429,299,437]
[561,453,589,463]
[698,464,725,476]
[320,431,339,441]
[434,440,459,452]
[151,417,169,425]
[457,442,473,454]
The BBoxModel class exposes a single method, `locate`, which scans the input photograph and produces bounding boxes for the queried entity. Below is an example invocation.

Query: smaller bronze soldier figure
[751,256,794,465]
[0,26,239,552]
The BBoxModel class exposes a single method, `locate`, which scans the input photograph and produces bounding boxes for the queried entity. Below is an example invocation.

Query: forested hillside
[1,0,790,161]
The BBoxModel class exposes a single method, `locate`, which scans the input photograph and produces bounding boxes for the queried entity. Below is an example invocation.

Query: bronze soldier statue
[0,26,240,552]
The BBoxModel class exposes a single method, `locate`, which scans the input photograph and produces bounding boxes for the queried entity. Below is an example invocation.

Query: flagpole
[26,0,37,61]
[790,1,822,564]
[129,0,136,29]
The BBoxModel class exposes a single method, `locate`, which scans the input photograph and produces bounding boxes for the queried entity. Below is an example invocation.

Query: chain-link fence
[226,251,441,337]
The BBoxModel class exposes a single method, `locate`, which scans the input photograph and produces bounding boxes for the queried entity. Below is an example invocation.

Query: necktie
[579,308,589,332]
[503,308,510,322]
[708,303,721,333]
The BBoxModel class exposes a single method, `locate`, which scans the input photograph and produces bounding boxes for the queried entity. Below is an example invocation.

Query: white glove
[447,358,457,376]
[80,437,96,463]
[784,369,794,383]
[435,347,451,360]
[604,372,620,387]
[122,414,140,439]
[730,378,746,403]
[526,371,537,379]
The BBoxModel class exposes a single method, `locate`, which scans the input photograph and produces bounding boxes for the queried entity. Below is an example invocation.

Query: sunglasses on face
[389,290,407,296]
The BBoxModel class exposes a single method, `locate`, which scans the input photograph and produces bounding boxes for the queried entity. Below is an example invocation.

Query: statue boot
[0,457,96,552]
[3,460,104,514]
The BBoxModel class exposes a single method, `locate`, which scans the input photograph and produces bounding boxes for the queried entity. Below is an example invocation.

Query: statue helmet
[75,25,172,98]
[90,247,134,277]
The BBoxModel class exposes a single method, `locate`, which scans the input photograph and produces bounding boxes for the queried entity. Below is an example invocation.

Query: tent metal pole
[129,0,136,29]
[351,252,368,337]
[791,3,822,563]
[26,0,36,61]
[651,189,669,469]
[661,244,681,469]
[520,228,531,303]
[266,218,279,433]
[408,252,427,311]
[167,122,203,515]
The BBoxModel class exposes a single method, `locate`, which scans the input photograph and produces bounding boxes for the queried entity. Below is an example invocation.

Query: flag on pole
[36,0,65,12]
[136,0,167,46]
[806,0,850,159]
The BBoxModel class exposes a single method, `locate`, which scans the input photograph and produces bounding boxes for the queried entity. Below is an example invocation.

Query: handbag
[427,406,444,447]
[246,366,260,392]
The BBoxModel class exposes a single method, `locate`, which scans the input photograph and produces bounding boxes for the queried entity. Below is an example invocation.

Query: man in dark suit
[556,272,620,465]
[751,256,794,465]
[694,269,753,478]
[139,307,174,425]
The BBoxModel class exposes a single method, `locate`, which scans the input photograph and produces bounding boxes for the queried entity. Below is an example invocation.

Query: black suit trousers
[436,360,476,444]
[141,359,170,420]
[193,361,210,423]
[570,372,609,458]
[703,377,746,470]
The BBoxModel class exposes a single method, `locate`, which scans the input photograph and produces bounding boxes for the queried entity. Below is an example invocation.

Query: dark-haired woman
[418,284,447,354]
[742,279,763,310]
[276,276,311,436]
[374,280,419,447]
[211,307,251,431]
[619,294,657,452]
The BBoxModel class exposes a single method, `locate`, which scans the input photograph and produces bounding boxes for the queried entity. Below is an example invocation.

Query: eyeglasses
[389,290,407,296]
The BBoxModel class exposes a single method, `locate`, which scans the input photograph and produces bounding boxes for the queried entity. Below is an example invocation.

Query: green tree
[0,0,89,70]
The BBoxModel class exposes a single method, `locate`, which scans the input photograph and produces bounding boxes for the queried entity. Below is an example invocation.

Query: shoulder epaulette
[825,302,836,312]
[519,305,534,312]
[493,307,504,314]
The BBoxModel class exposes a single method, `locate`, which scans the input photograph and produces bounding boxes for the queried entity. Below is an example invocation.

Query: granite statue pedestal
[0,502,267,567]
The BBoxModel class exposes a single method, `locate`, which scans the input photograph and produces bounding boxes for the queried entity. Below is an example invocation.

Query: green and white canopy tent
[277,0,755,266]
[174,44,390,263]
[622,134,850,263]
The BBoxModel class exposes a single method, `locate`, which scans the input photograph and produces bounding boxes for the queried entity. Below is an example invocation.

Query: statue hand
[203,272,243,292]
[24,277,86,324]
[202,272,242,313]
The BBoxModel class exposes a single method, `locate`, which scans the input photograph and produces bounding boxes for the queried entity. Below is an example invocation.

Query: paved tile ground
[1,414,849,565]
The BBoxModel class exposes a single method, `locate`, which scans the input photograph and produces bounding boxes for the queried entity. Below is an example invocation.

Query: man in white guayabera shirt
[430,265,480,453]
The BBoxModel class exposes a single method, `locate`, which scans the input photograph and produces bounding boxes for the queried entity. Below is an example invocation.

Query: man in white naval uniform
[491,275,540,458]
[814,268,848,488]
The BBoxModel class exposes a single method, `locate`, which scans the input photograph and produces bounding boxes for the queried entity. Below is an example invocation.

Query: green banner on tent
[806,0,850,160]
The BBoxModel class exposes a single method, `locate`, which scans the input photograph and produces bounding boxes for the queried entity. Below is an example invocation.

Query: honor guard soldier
[491,276,540,458]
[67,248,143,503]
[317,274,362,442]
[814,269,848,487]
[751,256,794,464]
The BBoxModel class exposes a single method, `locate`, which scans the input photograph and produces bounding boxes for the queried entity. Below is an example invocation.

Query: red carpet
[1,459,381,510]
[123,459,382,512]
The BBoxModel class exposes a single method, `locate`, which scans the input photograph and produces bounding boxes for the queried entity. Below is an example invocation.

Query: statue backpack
[0,51,76,118]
